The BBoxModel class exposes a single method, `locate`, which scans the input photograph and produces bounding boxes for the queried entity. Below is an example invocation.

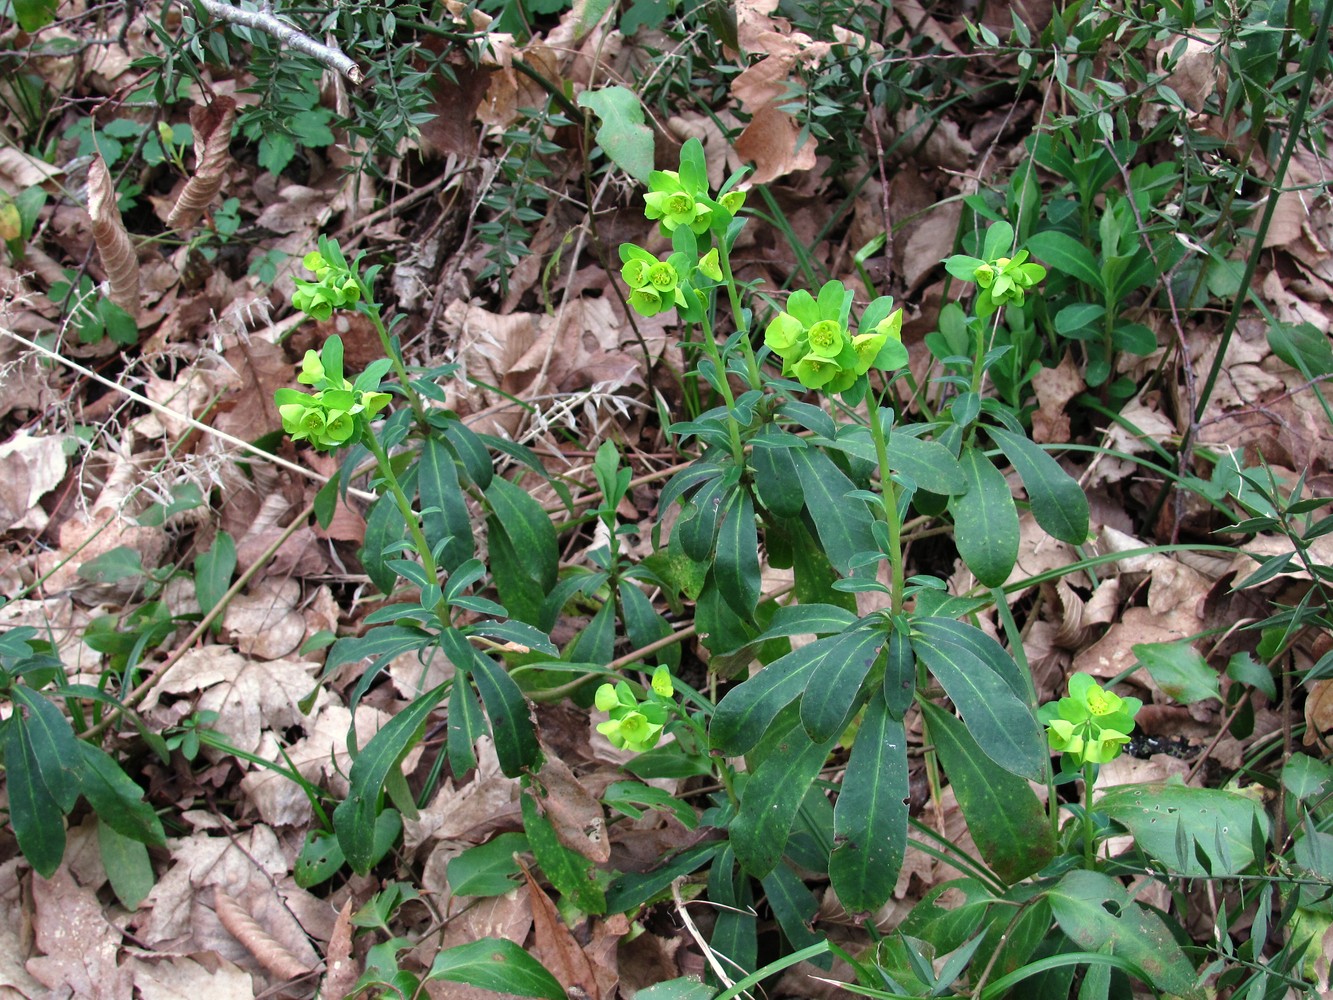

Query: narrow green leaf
[420,437,473,572]
[799,627,886,743]
[882,627,916,719]
[830,695,908,912]
[1133,641,1220,704]
[361,493,405,595]
[603,843,719,913]
[752,430,806,517]
[320,625,433,682]
[887,432,967,495]
[447,676,485,777]
[335,684,446,873]
[471,654,540,777]
[920,701,1056,883]
[427,937,566,1000]
[441,420,494,489]
[1046,870,1203,999]
[619,581,678,669]
[912,628,1046,781]
[986,426,1089,544]
[520,794,606,914]
[913,617,1029,703]
[730,713,838,877]
[4,717,65,877]
[678,477,734,562]
[194,530,236,635]
[1026,230,1106,292]
[1268,321,1333,377]
[714,489,760,619]
[761,862,825,956]
[576,86,654,181]
[485,475,558,592]
[98,819,154,909]
[953,446,1019,587]
[75,741,165,846]
[791,447,876,575]
[10,687,81,810]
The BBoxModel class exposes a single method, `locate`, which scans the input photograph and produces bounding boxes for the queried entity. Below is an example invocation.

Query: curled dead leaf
[167,97,238,230]
[87,154,140,318]
[213,889,312,983]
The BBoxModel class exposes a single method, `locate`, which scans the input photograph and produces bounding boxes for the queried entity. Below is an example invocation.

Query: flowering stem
[717,238,762,390]
[868,388,905,614]
[1082,761,1096,870]
[363,300,428,427]
[362,427,445,620]
[698,312,747,468]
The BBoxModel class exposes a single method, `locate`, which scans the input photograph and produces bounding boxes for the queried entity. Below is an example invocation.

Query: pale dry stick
[81,498,314,739]
[1,329,375,501]
[671,877,740,993]
[191,0,364,84]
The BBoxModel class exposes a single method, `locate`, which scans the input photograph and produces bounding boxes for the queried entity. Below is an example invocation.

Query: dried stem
[193,0,364,84]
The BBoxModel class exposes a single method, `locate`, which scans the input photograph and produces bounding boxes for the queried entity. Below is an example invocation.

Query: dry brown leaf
[319,899,360,1000]
[733,103,818,185]
[213,888,312,982]
[519,860,602,999]
[1031,351,1084,444]
[223,577,305,660]
[167,97,238,230]
[126,953,256,999]
[901,201,961,294]
[87,154,141,318]
[1303,680,1333,747]
[423,890,535,1000]
[0,428,66,532]
[405,737,520,850]
[0,146,62,194]
[0,860,41,996]
[26,866,134,999]
[530,754,610,863]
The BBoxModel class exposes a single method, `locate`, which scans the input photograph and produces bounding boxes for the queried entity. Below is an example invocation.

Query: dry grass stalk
[167,97,238,230]
[86,154,140,318]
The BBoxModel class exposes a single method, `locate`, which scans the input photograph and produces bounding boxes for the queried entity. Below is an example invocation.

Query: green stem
[697,311,747,467]
[362,428,445,621]
[867,391,905,613]
[1083,762,1096,870]
[717,237,762,389]
[364,301,428,427]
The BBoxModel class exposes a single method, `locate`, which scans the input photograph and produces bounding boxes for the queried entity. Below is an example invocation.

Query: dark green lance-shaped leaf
[715,488,760,619]
[441,419,494,489]
[1026,230,1105,293]
[619,581,678,669]
[576,85,653,181]
[694,569,757,656]
[920,701,1055,883]
[335,684,446,873]
[830,695,908,912]
[447,832,530,897]
[565,596,616,666]
[485,475,558,592]
[10,686,82,810]
[799,627,887,743]
[427,936,566,1000]
[761,862,826,958]
[1268,321,1333,377]
[752,430,807,517]
[471,654,540,777]
[709,848,757,983]
[361,493,405,595]
[487,522,543,626]
[986,426,1089,544]
[603,843,719,913]
[887,432,967,495]
[193,530,235,634]
[791,447,876,575]
[1096,778,1268,877]
[521,793,605,913]
[712,633,851,756]
[912,628,1046,781]
[730,712,838,877]
[1047,870,1204,999]
[4,716,65,877]
[420,437,473,572]
[883,627,916,719]
[321,625,433,682]
[913,617,1029,703]
[75,740,165,846]
[678,476,734,561]
[1133,640,1220,704]
[98,820,154,909]
[447,675,486,777]
[953,445,1019,587]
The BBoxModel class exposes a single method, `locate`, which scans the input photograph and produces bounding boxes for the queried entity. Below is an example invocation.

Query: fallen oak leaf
[213,888,313,983]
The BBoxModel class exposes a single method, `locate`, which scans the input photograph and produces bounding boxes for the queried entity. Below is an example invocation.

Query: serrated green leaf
[799,627,886,742]
[335,684,445,873]
[830,695,908,912]
[577,86,653,181]
[953,446,1019,587]
[912,625,1046,781]
[920,701,1055,883]
[471,654,540,777]
[986,426,1089,544]
[427,937,565,1000]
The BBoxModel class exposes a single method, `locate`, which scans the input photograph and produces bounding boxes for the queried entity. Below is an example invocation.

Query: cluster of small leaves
[1038,673,1143,765]
[764,279,907,393]
[945,223,1047,318]
[594,666,676,751]
[275,337,390,451]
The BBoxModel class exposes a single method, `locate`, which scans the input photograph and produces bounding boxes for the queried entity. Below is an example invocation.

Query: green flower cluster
[943,221,1046,317]
[1037,674,1142,765]
[620,244,721,318]
[644,151,744,237]
[765,279,908,393]
[293,243,363,321]
[275,335,390,451]
[594,666,675,752]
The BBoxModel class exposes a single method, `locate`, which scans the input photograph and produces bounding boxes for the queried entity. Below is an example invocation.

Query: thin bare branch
[192,0,364,84]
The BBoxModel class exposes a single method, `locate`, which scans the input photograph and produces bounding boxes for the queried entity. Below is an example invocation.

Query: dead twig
[192,0,364,84]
